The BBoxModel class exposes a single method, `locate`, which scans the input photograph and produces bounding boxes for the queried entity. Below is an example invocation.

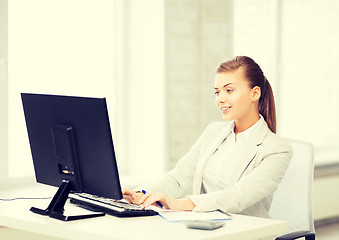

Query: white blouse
[201,116,264,194]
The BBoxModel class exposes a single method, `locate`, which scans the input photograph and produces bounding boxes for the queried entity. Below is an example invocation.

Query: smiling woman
[122,56,293,218]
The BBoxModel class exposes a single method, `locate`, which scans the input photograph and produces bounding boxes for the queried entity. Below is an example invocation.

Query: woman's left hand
[140,192,196,211]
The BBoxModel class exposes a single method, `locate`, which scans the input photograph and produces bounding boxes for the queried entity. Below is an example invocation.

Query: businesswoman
[123,56,292,218]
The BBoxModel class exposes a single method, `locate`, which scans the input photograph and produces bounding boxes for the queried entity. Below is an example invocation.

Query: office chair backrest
[269,138,315,233]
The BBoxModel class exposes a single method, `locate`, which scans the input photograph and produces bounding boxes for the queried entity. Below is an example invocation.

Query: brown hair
[217,56,276,133]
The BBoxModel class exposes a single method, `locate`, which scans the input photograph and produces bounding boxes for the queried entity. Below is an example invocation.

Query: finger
[146,194,171,209]
[132,192,145,205]
[140,192,151,204]
[121,188,135,196]
[123,195,133,203]
[143,194,163,208]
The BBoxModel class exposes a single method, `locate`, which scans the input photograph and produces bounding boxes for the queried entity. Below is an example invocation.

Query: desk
[0,185,287,240]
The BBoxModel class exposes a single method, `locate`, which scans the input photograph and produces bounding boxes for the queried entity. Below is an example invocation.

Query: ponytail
[259,78,276,133]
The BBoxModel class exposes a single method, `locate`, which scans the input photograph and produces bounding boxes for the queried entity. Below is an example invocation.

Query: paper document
[149,206,232,222]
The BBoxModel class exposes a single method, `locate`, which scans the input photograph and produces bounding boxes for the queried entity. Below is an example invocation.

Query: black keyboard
[69,193,158,217]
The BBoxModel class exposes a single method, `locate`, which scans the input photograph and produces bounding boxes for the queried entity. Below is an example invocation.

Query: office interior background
[0,0,338,238]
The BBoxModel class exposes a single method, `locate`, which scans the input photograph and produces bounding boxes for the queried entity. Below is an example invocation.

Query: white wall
[166,0,233,168]
[121,0,167,182]
[0,0,8,182]
[314,174,339,221]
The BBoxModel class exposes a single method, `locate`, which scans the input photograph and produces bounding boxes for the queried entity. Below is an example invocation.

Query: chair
[269,138,316,240]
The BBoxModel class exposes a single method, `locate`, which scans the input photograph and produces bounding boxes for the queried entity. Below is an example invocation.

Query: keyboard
[69,192,158,217]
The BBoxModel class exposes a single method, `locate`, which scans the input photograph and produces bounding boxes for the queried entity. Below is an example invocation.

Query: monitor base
[30,180,105,221]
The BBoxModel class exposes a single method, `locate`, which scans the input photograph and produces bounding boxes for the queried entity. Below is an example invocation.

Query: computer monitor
[21,93,123,220]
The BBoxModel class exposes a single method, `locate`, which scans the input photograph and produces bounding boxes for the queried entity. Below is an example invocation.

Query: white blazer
[141,120,293,218]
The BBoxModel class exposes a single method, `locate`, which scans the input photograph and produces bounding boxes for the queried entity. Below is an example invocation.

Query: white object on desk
[183,220,226,230]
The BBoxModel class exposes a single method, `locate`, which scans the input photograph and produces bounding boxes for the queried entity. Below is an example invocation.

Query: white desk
[0,185,287,240]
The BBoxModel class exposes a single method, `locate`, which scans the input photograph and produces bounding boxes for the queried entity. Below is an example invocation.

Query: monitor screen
[21,93,122,200]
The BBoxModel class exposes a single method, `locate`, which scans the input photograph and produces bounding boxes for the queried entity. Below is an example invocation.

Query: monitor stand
[30,180,105,221]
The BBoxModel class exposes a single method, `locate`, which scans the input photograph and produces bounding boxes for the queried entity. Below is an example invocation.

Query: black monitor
[21,93,123,221]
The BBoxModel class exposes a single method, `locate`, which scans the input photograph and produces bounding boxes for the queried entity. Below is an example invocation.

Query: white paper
[148,206,232,222]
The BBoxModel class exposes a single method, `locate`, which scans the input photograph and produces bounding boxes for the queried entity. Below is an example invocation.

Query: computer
[21,93,157,221]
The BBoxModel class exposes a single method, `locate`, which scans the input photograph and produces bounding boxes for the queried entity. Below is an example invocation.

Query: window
[6,0,166,187]
[8,0,118,178]
[233,0,339,165]
[279,0,339,165]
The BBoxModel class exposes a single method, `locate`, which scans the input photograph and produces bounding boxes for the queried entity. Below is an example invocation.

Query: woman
[123,56,293,218]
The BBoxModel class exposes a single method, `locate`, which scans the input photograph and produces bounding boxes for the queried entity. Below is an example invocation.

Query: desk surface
[0,185,287,240]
